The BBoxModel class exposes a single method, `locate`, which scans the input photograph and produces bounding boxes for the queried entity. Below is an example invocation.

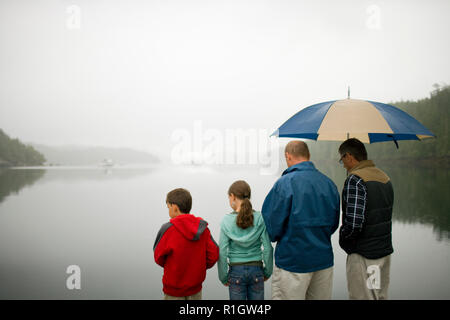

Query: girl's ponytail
[228,180,254,229]
[236,197,253,229]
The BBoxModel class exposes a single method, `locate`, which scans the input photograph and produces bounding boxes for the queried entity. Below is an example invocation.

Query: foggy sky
[1,0,449,160]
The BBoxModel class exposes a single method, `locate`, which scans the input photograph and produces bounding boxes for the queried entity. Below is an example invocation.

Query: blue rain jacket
[262,161,340,273]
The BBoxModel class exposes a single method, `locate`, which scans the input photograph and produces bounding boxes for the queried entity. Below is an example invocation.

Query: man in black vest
[338,138,394,300]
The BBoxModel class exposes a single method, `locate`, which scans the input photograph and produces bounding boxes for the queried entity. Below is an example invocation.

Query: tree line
[1,85,448,167]
[0,129,46,167]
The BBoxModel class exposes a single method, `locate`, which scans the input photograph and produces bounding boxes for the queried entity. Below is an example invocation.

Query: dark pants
[228,265,265,300]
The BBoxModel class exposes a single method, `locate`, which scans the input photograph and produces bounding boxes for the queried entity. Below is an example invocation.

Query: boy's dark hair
[338,138,368,161]
[166,188,192,214]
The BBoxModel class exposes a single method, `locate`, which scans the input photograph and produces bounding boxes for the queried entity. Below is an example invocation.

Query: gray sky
[1,0,449,160]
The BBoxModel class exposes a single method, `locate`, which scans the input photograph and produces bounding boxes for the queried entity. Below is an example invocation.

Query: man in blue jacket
[262,141,340,300]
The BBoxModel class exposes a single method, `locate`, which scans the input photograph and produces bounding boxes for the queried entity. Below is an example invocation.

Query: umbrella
[271,98,436,147]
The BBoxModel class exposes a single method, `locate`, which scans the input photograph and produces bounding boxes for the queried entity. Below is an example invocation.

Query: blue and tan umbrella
[272,98,435,147]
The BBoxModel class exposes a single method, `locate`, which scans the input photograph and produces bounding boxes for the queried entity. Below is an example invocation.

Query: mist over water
[0,163,448,299]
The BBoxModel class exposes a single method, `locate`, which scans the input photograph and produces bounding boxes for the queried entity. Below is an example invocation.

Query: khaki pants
[272,265,333,300]
[164,290,202,300]
[346,253,391,300]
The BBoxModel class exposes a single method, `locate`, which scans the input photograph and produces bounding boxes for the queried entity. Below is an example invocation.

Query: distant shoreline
[0,163,160,170]
[2,156,448,170]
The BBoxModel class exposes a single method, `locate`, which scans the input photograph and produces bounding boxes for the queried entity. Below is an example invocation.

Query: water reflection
[386,164,450,241]
[0,166,157,189]
[0,168,46,203]
[1,164,448,241]
[0,163,448,299]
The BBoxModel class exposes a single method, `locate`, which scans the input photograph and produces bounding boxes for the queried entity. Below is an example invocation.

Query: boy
[153,188,219,300]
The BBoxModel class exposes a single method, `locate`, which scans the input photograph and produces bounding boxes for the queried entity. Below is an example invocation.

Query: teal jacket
[218,210,273,284]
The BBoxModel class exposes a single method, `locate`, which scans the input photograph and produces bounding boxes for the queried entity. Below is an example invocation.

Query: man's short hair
[166,188,192,214]
[338,138,368,161]
[285,141,310,159]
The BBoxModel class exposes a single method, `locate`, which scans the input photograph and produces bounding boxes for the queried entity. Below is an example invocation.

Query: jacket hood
[170,213,208,241]
[220,211,265,248]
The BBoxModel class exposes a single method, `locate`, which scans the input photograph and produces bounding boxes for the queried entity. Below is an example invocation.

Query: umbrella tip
[347,86,350,99]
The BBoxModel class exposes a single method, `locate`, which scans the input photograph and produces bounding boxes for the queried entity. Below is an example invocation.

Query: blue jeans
[228,265,265,300]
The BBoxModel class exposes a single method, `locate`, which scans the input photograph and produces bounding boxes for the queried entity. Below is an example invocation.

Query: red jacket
[153,214,219,297]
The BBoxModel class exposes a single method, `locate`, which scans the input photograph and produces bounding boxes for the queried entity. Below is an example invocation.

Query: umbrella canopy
[272,98,435,144]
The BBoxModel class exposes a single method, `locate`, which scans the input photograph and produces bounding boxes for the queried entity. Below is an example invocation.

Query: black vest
[341,161,394,259]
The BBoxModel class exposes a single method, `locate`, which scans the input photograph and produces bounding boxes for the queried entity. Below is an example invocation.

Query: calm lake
[0,162,449,299]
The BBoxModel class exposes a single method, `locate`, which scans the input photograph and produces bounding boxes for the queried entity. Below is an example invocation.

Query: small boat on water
[100,158,114,167]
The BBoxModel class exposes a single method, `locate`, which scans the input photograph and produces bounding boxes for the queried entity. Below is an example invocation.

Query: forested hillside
[0,129,46,167]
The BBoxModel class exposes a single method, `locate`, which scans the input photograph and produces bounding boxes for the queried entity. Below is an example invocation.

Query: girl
[218,180,273,300]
